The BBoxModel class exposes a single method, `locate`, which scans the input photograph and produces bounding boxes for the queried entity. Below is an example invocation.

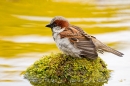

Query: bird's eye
[53,23,57,27]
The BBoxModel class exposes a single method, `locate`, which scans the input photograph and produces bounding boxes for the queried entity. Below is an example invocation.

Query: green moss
[24,53,110,86]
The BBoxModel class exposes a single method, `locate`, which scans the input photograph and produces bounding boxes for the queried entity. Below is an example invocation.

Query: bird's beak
[45,24,51,28]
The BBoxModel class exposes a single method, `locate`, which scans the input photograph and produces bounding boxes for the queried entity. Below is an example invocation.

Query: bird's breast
[53,33,69,47]
[53,32,71,49]
[53,32,82,58]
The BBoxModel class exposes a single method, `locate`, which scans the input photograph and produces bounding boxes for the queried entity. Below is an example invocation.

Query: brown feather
[54,20,69,28]
[91,37,124,57]
[59,26,98,59]
[70,25,124,57]
[59,27,82,38]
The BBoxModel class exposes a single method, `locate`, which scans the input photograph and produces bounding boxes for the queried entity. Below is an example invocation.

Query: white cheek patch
[53,26,65,33]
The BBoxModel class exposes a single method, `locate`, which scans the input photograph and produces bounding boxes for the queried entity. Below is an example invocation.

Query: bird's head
[46,16,69,31]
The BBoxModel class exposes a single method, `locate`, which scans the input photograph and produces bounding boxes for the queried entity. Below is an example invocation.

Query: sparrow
[46,16,124,59]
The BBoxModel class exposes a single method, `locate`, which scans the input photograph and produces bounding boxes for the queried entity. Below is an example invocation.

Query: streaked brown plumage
[46,16,124,59]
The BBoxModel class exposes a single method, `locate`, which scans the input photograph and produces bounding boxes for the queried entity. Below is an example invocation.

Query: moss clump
[24,53,110,86]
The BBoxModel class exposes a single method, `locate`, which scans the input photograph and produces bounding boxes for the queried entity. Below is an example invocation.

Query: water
[0,0,130,86]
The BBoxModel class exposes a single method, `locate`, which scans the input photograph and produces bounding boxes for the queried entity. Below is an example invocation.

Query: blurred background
[0,0,130,86]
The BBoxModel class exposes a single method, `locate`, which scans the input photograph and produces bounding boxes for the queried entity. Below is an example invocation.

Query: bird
[46,16,124,59]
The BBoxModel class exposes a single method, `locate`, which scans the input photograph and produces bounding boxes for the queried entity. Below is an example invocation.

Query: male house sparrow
[46,16,124,59]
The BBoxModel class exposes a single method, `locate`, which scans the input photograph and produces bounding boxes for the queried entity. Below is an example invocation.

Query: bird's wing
[71,25,124,57]
[59,26,98,59]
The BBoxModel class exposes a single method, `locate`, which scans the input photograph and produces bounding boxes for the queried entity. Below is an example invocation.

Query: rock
[24,53,110,86]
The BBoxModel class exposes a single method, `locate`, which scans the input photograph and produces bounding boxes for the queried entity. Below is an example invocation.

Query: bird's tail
[101,45,124,57]
[91,37,124,57]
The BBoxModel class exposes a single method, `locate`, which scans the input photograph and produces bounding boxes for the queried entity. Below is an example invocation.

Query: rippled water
[0,0,130,86]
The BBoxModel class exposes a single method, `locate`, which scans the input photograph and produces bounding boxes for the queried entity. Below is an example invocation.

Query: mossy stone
[24,53,110,86]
